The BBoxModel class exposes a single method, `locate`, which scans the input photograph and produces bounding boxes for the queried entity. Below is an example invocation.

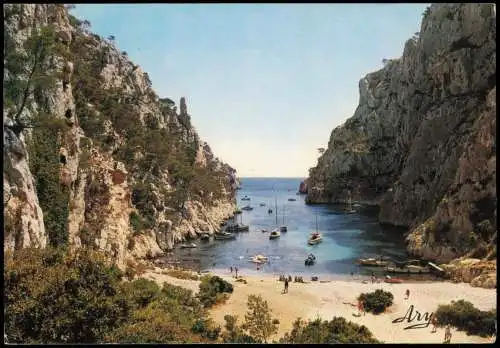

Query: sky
[72,4,429,178]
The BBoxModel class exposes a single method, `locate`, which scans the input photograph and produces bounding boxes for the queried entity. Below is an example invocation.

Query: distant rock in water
[298,181,308,194]
[305,3,496,285]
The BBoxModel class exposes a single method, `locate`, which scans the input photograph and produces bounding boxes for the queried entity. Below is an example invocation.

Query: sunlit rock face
[306,4,496,274]
[3,4,237,269]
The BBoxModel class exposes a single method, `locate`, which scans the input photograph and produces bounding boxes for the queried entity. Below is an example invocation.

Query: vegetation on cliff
[3,3,236,254]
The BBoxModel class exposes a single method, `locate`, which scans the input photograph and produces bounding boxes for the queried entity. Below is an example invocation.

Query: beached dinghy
[180,243,197,249]
[357,258,390,267]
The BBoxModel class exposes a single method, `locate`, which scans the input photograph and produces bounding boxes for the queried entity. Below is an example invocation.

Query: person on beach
[405,289,410,300]
[235,267,238,278]
[444,325,452,343]
[431,316,437,333]
[284,278,289,294]
[230,266,233,275]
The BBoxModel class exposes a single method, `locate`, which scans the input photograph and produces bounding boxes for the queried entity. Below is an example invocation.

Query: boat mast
[275,197,278,226]
[315,209,319,232]
[282,205,285,225]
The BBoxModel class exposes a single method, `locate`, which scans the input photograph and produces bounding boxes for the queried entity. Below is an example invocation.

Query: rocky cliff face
[306,3,496,270]
[3,4,237,269]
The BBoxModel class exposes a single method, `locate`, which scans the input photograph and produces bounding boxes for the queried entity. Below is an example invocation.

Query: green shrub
[129,212,144,235]
[279,317,379,344]
[358,289,394,315]
[198,275,233,308]
[222,314,258,343]
[118,279,160,309]
[434,299,496,337]
[164,269,200,281]
[242,294,279,343]
[27,113,71,248]
[4,248,130,343]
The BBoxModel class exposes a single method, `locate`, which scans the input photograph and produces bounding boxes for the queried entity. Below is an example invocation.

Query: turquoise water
[169,178,409,277]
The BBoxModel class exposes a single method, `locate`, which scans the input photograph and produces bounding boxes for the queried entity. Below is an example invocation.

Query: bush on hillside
[242,294,279,343]
[279,317,379,344]
[434,299,496,337]
[197,275,233,308]
[358,289,394,315]
[4,248,129,343]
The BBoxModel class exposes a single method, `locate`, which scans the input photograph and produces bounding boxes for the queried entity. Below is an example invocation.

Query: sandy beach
[143,268,497,343]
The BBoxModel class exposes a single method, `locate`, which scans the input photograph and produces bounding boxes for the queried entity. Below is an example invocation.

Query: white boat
[214,232,236,240]
[280,204,287,232]
[270,197,281,240]
[346,190,356,214]
[269,229,281,240]
[249,254,269,264]
[307,211,322,245]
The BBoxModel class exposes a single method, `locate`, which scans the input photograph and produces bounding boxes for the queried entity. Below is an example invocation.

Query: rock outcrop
[306,4,496,283]
[298,181,308,194]
[3,4,237,269]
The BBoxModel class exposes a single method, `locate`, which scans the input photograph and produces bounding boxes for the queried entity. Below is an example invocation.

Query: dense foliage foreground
[4,248,380,344]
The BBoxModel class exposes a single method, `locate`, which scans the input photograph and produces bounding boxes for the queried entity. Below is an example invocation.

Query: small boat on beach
[214,232,236,240]
[269,229,281,240]
[180,243,197,249]
[241,205,253,211]
[305,253,316,266]
[384,275,403,284]
[385,265,431,274]
[357,258,390,267]
[200,234,210,241]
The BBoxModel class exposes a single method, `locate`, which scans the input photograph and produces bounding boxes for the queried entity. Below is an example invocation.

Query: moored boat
[307,210,322,245]
[226,223,249,232]
[305,253,316,266]
[249,254,268,264]
[200,233,210,241]
[214,232,236,240]
[241,196,251,201]
[241,205,253,211]
[288,198,296,201]
[308,233,322,245]
[260,203,266,206]
[269,229,281,240]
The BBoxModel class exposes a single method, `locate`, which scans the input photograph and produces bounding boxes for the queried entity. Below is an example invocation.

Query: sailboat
[307,209,322,245]
[346,190,356,214]
[280,204,287,232]
[269,197,281,240]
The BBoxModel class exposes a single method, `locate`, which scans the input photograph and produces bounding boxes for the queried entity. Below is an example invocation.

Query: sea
[163,177,412,279]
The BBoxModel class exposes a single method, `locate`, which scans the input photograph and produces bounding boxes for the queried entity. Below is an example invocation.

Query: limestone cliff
[3,4,237,269]
[306,3,496,272]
